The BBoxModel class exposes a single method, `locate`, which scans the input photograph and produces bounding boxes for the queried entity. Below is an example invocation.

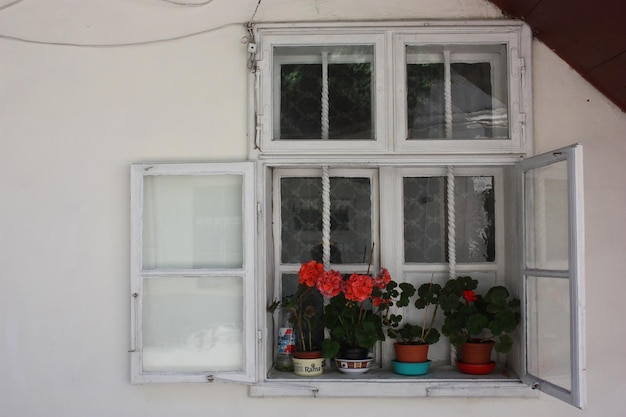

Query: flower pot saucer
[392,359,431,376]
[456,360,496,375]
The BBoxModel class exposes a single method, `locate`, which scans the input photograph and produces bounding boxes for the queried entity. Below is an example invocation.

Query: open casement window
[252,147,585,405]
[517,144,586,408]
[130,162,256,384]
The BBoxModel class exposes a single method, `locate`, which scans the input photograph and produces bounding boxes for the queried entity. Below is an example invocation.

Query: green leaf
[322,339,340,358]
[466,313,488,335]
[494,334,513,353]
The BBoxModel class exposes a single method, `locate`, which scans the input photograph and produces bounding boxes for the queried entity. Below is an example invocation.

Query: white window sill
[250,364,538,398]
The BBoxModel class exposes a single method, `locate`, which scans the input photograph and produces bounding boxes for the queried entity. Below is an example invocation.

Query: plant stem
[420,275,435,342]
[366,242,374,275]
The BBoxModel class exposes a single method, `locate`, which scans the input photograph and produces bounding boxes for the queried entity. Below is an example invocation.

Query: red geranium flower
[372,296,391,307]
[344,273,375,302]
[316,270,344,298]
[298,260,324,287]
[373,267,391,289]
[462,290,477,303]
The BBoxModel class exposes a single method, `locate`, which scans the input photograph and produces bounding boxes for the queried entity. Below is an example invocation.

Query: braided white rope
[321,51,330,141]
[322,166,331,269]
[444,50,452,139]
[447,165,456,280]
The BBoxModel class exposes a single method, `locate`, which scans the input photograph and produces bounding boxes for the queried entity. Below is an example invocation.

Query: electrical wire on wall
[0,0,24,12]
[243,0,261,69]
[243,0,263,149]
[0,0,263,48]
[159,0,214,6]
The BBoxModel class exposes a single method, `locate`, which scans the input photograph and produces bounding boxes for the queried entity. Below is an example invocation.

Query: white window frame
[251,150,584,407]
[256,31,388,154]
[250,21,531,157]
[518,144,587,409]
[125,21,585,409]
[252,158,525,398]
[394,30,530,154]
[130,162,257,384]
[247,22,584,407]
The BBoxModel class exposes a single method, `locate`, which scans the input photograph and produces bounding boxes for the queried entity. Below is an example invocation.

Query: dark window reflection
[280,177,372,264]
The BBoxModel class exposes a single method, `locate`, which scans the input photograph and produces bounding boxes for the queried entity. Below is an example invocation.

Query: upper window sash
[130,162,257,384]
[252,21,532,157]
[394,29,531,154]
[255,31,388,153]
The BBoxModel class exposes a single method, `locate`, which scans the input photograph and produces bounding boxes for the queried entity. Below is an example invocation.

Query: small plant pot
[338,347,370,360]
[335,357,373,374]
[460,341,495,364]
[394,343,429,363]
[293,350,323,360]
[292,357,324,376]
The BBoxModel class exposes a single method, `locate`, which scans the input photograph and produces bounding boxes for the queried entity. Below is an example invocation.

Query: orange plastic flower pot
[460,341,495,364]
[394,343,429,363]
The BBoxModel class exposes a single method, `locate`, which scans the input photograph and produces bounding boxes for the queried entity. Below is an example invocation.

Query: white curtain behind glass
[143,175,244,269]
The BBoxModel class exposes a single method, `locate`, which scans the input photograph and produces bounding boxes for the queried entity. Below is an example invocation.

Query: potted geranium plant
[282,260,344,376]
[375,278,441,375]
[439,276,521,374]
[321,267,388,373]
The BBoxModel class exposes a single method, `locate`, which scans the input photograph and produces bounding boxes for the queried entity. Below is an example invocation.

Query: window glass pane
[524,161,569,270]
[406,44,508,140]
[143,175,243,269]
[403,177,446,263]
[403,175,495,263]
[274,45,374,140]
[142,276,244,372]
[455,176,495,263]
[527,275,572,391]
[280,176,372,264]
[407,63,445,138]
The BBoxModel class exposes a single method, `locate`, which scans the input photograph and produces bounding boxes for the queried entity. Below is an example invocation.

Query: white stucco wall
[1,1,625,416]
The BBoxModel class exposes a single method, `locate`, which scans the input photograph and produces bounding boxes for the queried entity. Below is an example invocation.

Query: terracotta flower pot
[460,341,495,364]
[293,350,323,359]
[394,343,429,363]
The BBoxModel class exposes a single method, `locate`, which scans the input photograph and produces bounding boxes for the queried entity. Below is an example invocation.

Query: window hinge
[519,111,527,145]
[257,329,263,341]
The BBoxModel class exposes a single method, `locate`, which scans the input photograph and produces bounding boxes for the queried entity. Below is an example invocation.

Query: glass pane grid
[280,176,372,264]
[403,175,495,263]
[526,274,572,391]
[524,161,569,270]
[142,276,244,373]
[405,44,509,140]
[274,45,375,141]
[142,175,244,270]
